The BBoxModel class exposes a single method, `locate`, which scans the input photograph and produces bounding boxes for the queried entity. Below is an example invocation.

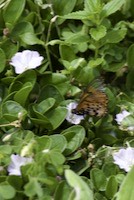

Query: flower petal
[66,102,84,124]
[113,147,134,172]
[115,110,130,125]
[10,50,44,74]
[7,154,33,176]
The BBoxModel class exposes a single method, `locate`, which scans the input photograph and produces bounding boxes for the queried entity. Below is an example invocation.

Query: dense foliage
[0,0,134,199]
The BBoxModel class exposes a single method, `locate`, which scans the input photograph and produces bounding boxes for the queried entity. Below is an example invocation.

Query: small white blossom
[113,147,134,172]
[7,154,33,176]
[115,110,130,125]
[2,134,12,142]
[42,149,49,153]
[10,50,44,74]
[66,102,84,124]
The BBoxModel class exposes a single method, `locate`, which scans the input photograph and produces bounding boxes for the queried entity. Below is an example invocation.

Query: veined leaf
[102,0,126,17]
[84,0,102,13]
[65,169,93,200]
[127,44,134,69]
[116,167,134,200]
[90,25,107,41]
[3,0,26,25]
[61,11,91,20]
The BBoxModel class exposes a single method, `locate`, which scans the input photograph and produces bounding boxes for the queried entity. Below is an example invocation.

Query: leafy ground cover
[0,0,134,199]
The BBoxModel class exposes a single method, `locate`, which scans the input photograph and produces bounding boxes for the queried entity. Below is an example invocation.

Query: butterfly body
[72,79,108,117]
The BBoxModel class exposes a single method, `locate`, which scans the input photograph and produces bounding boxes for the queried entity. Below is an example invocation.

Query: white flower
[66,102,84,124]
[115,110,130,125]
[7,154,33,176]
[10,50,44,74]
[113,147,134,172]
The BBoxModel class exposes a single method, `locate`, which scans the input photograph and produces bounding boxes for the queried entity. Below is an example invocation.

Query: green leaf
[36,136,52,152]
[61,11,90,20]
[38,85,64,105]
[47,39,64,46]
[62,125,85,155]
[127,44,134,69]
[0,183,16,199]
[105,176,118,199]
[54,181,72,200]
[105,87,116,112]
[0,145,12,154]
[102,0,126,17]
[62,0,102,22]
[53,0,76,16]
[49,149,65,166]
[65,169,94,200]
[45,107,67,130]
[90,168,107,191]
[116,174,125,184]
[34,98,56,114]
[94,193,107,200]
[84,0,102,13]
[89,57,104,68]
[130,0,134,18]
[104,62,125,72]
[24,178,43,197]
[126,70,134,90]
[14,82,33,106]
[11,21,34,37]
[9,70,36,91]
[102,134,117,145]
[73,65,98,84]
[0,49,6,73]
[61,58,86,74]
[40,73,69,96]
[3,0,26,26]
[7,176,23,190]
[104,28,127,43]
[11,21,44,45]
[65,33,90,44]
[2,100,27,121]
[41,73,68,85]
[102,163,117,177]
[59,45,76,61]
[90,25,107,41]
[30,116,52,130]
[41,148,65,166]
[20,32,44,45]
[53,0,77,24]
[1,77,15,87]
[0,39,18,59]
[50,134,67,152]
[116,167,134,200]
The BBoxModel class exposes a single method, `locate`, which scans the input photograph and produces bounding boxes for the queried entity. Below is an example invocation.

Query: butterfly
[72,78,108,117]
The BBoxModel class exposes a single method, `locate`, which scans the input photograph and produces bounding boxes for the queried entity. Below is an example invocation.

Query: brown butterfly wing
[72,86,108,117]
